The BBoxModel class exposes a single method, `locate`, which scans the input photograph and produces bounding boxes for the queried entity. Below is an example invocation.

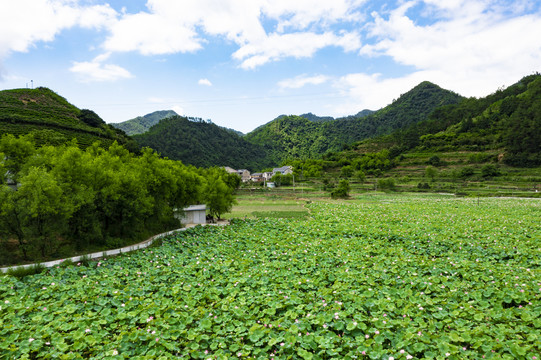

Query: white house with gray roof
[272,166,293,176]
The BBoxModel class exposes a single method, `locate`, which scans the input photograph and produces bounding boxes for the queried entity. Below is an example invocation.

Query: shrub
[481,164,501,178]
[460,166,475,178]
[354,170,366,183]
[468,153,496,164]
[425,165,438,181]
[331,179,350,199]
[417,182,431,189]
[377,178,396,191]
[427,155,444,167]
[340,165,353,178]
[5,263,46,278]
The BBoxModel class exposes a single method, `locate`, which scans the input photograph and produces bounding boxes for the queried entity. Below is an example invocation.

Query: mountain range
[1,75,539,171]
[133,80,463,168]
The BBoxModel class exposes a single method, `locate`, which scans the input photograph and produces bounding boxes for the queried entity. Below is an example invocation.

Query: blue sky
[1,0,540,133]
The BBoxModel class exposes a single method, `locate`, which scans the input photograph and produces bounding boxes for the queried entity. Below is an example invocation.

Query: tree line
[0,134,239,265]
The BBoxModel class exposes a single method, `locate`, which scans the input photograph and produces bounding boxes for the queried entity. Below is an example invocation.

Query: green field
[1,194,540,359]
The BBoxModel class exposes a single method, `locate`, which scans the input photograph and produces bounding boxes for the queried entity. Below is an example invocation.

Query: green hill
[245,81,463,164]
[304,74,541,196]
[0,87,138,151]
[381,74,541,165]
[111,110,178,135]
[133,116,272,170]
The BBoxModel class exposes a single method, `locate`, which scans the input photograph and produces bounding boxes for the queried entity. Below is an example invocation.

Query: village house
[272,165,293,176]
[236,169,251,182]
[223,166,251,182]
[250,172,264,182]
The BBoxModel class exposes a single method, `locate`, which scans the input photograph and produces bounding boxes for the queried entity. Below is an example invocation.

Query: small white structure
[175,204,207,225]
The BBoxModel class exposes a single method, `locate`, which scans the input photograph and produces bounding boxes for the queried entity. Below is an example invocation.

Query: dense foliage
[384,74,541,166]
[0,134,239,265]
[289,74,541,181]
[0,195,539,359]
[133,116,273,170]
[111,110,178,136]
[245,82,463,164]
[0,87,139,152]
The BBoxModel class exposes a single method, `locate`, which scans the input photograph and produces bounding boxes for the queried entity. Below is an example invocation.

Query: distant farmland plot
[1,195,539,359]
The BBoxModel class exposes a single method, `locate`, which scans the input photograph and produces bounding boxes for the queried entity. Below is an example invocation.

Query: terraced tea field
[1,195,539,359]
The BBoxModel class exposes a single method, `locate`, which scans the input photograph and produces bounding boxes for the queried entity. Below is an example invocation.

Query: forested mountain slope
[0,87,138,151]
[245,81,464,164]
[380,74,541,166]
[111,110,178,135]
[133,115,272,170]
[306,73,541,188]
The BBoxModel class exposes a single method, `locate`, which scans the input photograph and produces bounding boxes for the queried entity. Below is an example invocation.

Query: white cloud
[70,53,133,82]
[0,0,116,57]
[0,0,118,82]
[103,12,202,55]
[233,31,361,69]
[333,72,415,114]
[359,0,541,97]
[0,0,365,71]
[262,0,367,31]
[103,0,266,55]
[171,105,184,115]
[198,78,212,86]
[278,74,330,89]
[101,0,364,67]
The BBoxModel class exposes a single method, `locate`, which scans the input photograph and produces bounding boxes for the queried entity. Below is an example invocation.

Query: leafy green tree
[220,170,241,190]
[425,165,438,182]
[1,167,74,259]
[331,179,350,199]
[427,155,443,167]
[0,153,5,184]
[377,178,396,191]
[481,164,501,178]
[0,134,35,180]
[270,173,293,186]
[351,149,393,174]
[50,145,101,249]
[0,185,28,259]
[201,168,236,219]
[0,134,242,264]
[340,165,354,178]
[355,170,366,183]
[460,167,475,178]
[91,147,153,241]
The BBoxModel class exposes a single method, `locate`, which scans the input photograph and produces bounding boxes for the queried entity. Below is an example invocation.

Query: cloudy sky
[1,0,540,133]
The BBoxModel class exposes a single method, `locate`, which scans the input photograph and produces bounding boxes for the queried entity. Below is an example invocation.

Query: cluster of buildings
[224,165,293,183]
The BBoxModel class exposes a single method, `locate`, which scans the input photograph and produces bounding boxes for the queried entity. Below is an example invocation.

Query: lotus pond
[1,195,540,359]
